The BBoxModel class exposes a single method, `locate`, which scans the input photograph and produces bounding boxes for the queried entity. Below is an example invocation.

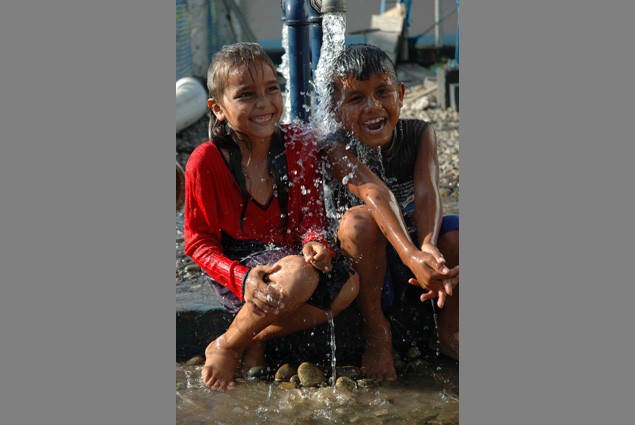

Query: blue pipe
[282,0,347,122]
[307,2,323,75]
[282,0,312,122]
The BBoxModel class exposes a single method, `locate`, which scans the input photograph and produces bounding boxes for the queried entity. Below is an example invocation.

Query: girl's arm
[183,154,250,300]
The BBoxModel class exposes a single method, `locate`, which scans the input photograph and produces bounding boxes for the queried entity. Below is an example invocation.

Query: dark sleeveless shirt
[323,119,430,233]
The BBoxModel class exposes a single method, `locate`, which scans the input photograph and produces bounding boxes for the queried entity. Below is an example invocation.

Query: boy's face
[334,72,405,149]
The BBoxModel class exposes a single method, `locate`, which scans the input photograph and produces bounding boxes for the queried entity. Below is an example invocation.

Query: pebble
[184,355,204,366]
[247,366,275,381]
[335,376,357,392]
[274,363,297,382]
[335,365,362,380]
[356,378,380,389]
[297,362,325,387]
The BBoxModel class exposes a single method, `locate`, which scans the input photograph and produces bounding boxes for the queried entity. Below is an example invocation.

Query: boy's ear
[208,98,225,121]
[397,82,406,107]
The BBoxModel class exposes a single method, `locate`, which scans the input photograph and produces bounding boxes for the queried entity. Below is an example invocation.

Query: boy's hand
[417,233,459,303]
[406,247,459,308]
[243,264,285,317]
[302,241,333,273]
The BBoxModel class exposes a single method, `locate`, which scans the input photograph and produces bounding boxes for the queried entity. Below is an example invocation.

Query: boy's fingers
[436,292,446,309]
[443,279,453,296]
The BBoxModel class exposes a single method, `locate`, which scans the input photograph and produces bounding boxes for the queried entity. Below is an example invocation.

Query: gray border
[3,1,634,424]
[462,1,635,424]
[1,2,174,424]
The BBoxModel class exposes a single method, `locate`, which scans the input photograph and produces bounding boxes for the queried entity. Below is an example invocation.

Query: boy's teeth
[365,117,383,125]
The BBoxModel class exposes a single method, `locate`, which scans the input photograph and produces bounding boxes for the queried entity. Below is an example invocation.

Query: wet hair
[327,44,397,107]
[206,42,289,232]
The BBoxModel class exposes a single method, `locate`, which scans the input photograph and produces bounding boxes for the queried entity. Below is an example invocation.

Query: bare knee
[438,229,459,268]
[270,255,319,303]
[330,272,359,316]
[338,206,384,256]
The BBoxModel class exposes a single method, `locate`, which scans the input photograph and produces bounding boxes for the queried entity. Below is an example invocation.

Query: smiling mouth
[363,117,386,133]
[251,114,274,125]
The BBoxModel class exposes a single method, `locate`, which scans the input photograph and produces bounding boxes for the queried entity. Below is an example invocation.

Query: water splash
[311,12,346,137]
[279,25,291,123]
[430,299,441,367]
[327,311,337,386]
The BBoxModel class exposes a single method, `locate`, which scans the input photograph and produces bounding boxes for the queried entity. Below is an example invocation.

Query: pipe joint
[311,0,347,14]
[282,0,308,24]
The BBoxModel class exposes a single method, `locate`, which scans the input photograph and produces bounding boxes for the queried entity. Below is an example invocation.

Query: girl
[184,42,359,391]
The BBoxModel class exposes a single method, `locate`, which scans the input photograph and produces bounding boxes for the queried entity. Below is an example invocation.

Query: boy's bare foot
[201,335,242,391]
[239,340,266,378]
[438,330,459,361]
[361,319,397,382]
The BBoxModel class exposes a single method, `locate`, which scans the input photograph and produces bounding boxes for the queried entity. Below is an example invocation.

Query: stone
[335,365,362,381]
[335,376,357,392]
[297,362,325,387]
[183,355,204,366]
[274,363,297,382]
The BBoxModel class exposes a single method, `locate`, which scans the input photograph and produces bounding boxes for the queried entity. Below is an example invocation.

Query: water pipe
[281,0,312,122]
[282,0,347,122]
[176,77,207,133]
[307,2,323,75]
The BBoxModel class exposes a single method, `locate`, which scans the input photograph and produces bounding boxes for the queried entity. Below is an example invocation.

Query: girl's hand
[243,264,285,317]
[302,241,333,272]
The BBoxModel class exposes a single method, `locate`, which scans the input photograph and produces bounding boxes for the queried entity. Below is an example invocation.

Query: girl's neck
[239,137,270,161]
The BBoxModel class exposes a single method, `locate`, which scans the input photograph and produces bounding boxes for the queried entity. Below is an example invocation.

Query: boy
[324,44,460,382]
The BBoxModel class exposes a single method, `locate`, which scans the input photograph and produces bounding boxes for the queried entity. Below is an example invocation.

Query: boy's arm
[323,142,414,253]
[323,140,456,307]
[413,123,444,248]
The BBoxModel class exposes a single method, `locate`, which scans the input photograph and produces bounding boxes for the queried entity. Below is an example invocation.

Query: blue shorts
[382,215,459,313]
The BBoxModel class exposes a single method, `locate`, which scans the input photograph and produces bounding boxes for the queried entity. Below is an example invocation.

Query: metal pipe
[282,0,311,122]
[307,2,323,75]
[282,0,347,122]
[312,0,347,14]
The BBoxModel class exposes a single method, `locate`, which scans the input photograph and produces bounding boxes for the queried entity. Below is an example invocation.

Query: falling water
[430,299,442,368]
[327,311,337,385]
[311,12,346,137]
[279,25,291,123]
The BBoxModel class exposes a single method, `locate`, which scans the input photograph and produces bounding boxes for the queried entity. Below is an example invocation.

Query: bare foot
[201,335,242,391]
[438,330,459,361]
[361,319,397,382]
[239,341,266,379]
[437,310,459,361]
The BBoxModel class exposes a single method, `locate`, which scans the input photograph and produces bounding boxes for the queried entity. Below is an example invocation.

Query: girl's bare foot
[201,335,242,391]
[360,319,397,382]
[240,340,266,379]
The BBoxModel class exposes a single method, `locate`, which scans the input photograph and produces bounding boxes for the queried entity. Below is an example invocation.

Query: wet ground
[177,356,459,425]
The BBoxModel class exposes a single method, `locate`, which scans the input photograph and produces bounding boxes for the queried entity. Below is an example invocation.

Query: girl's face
[209,60,283,143]
[334,72,405,149]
